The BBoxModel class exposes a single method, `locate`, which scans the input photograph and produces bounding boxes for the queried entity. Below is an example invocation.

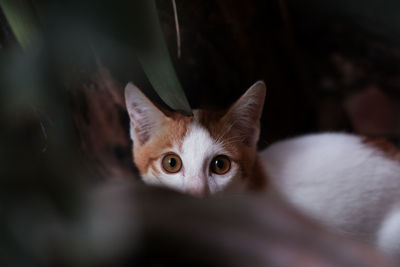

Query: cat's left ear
[222,81,266,147]
[125,83,167,146]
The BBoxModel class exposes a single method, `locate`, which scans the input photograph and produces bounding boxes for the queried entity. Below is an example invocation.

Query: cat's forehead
[193,109,228,139]
[168,109,227,150]
[165,109,225,139]
[172,110,238,158]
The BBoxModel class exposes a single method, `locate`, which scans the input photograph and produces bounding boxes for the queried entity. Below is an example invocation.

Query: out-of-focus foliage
[0,0,40,50]
[0,1,192,265]
[0,0,192,114]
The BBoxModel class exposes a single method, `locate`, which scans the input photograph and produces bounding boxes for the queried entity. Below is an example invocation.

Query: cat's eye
[210,155,231,175]
[162,153,182,173]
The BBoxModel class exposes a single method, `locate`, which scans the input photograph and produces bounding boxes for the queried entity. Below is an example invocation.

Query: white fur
[143,122,240,196]
[260,133,400,256]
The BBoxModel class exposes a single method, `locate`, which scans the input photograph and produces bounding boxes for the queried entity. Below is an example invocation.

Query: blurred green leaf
[0,0,40,50]
[80,0,192,115]
[137,0,192,116]
[1,0,192,115]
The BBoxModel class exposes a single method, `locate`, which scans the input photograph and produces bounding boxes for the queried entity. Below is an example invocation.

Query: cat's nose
[186,186,208,198]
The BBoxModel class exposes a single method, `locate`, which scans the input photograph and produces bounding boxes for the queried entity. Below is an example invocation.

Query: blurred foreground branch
[4,180,396,267]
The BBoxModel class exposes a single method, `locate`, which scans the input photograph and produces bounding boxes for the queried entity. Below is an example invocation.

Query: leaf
[67,0,193,115]
[137,0,192,116]
[0,0,40,50]
[0,0,192,115]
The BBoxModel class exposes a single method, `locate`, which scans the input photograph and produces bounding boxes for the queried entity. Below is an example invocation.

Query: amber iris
[210,155,231,175]
[162,153,182,173]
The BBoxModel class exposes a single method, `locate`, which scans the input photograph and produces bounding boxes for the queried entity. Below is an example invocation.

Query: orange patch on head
[133,113,193,174]
[363,137,400,161]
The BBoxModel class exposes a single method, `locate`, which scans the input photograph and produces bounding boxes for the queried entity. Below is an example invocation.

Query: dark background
[155,0,400,148]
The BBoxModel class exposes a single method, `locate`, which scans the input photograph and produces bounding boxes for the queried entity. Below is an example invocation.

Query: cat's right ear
[222,81,266,147]
[125,83,166,146]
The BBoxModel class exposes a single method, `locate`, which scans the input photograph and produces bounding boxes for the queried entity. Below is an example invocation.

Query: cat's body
[125,81,400,256]
[261,133,400,255]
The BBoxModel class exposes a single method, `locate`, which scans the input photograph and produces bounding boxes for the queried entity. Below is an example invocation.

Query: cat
[125,81,267,196]
[125,81,400,257]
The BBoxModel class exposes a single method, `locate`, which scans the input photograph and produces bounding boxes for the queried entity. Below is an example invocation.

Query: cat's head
[125,81,266,196]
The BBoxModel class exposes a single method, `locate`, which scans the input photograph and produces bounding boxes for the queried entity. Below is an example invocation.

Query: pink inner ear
[223,84,265,147]
[129,102,151,145]
[125,83,164,146]
[231,118,260,147]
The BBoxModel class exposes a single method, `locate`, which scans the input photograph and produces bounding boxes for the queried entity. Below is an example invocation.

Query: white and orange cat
[125,81,400,256]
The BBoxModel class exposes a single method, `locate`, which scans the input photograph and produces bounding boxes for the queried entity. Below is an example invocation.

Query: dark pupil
[168,157,177,167]
[215,159,224,169]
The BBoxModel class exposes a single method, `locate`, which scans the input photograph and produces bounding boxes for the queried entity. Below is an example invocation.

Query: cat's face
[125,81,266,196]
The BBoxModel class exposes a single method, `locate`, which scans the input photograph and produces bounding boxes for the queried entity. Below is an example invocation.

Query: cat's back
[260,132,400,189]
[259,133,400,239]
